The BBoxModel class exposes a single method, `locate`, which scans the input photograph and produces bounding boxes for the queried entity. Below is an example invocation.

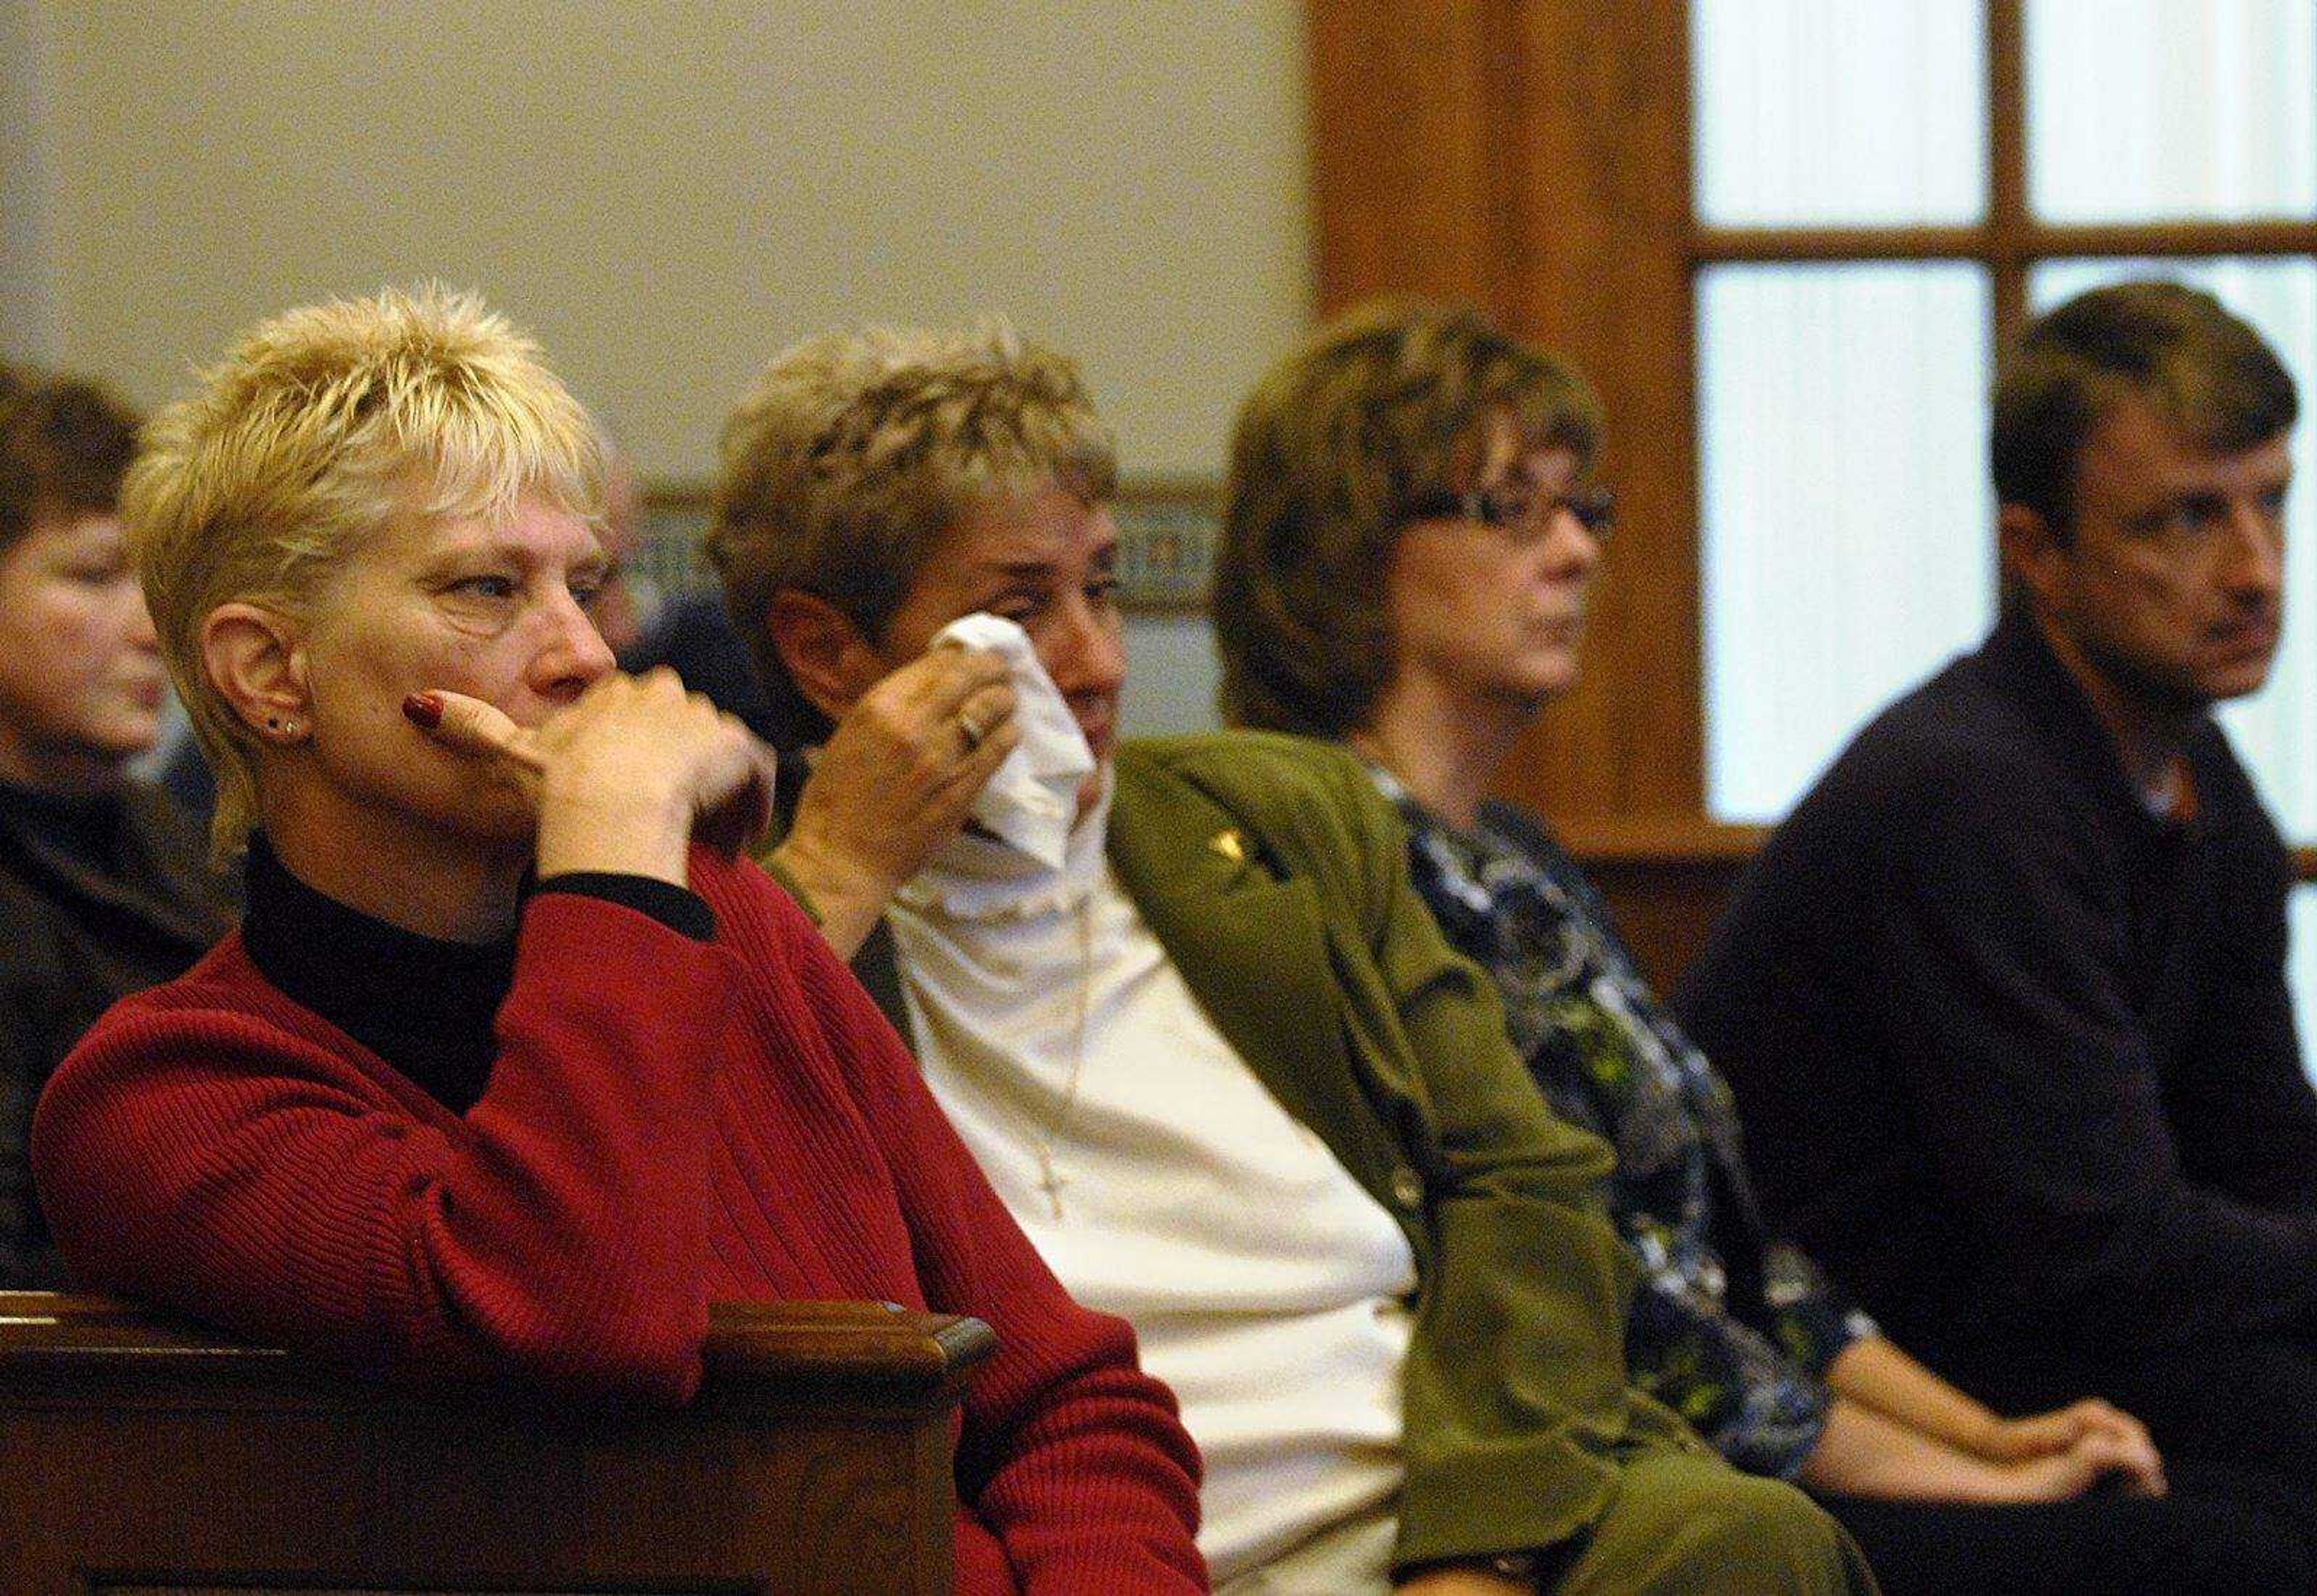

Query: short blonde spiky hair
[707,320,1116,747]
[127,285,605,857]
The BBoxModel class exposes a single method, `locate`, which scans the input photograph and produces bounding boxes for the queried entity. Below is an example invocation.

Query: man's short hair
[0,363,141,553]
[1992,279,2298,530]
[1214,300,1601,739]
[127,285,604,857]
[706,320,1116,748]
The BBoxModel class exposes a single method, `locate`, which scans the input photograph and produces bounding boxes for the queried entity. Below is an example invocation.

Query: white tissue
[933,613,1097,869]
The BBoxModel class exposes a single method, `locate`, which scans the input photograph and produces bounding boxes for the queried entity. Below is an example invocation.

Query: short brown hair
[1215,300,1600,738]
[707,320,1115,748]
[0,363,141,553]
[1993,279,2297,530]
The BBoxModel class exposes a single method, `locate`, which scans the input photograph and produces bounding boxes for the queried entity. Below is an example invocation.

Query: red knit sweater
[31,847,1206,1592]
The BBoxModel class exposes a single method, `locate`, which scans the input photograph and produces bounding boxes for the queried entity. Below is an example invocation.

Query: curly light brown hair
[707,320,1116,747]
[1215,300,1601,738]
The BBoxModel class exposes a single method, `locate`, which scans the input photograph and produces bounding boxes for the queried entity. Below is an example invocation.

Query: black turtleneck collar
[240,833,713,1113]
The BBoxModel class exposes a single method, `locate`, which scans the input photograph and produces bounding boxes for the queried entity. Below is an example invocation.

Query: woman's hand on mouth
[405,670,778,885]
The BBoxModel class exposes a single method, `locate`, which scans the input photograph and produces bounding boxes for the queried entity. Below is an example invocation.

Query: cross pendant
[1035,1157,1070,1221]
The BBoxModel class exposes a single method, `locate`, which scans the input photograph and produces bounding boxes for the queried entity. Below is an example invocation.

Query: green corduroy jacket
[785,730,1706,1571]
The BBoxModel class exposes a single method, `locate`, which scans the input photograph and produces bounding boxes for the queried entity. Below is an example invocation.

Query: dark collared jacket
[0,781,230,1285]
[1682,605,2317,1394]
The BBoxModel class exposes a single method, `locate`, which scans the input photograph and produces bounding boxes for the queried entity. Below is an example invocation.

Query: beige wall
[22,0,1313,484]
[1,0,61,362]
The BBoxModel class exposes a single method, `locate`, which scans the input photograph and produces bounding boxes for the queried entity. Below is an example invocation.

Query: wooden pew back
[0,1292,994,1595]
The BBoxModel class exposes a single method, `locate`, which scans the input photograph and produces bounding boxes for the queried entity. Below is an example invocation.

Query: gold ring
[957,710,988,752]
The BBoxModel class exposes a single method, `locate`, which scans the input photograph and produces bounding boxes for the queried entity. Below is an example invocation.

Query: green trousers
[1554,1452,1878,1594]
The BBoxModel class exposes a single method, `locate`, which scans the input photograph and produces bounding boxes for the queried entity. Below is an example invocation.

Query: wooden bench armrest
[0,1289,996,1400]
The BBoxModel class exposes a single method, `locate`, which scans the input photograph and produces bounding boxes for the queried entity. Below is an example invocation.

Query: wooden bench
[0,1291,996,1594]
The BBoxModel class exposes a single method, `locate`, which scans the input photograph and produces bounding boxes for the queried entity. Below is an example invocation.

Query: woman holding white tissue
[711,320,1874,1595]
[741,474,1115,958]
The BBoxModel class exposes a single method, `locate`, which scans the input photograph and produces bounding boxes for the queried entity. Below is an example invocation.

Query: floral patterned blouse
[1376,771,1876,1480]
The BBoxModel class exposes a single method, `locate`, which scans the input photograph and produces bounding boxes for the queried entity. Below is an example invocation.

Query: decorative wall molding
[637,477,1221,617]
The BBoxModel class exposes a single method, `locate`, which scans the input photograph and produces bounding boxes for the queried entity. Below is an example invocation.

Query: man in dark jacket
[1682,280,2313,1530]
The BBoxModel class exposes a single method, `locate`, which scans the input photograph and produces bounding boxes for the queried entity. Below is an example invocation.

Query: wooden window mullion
[1988,0,2032,338]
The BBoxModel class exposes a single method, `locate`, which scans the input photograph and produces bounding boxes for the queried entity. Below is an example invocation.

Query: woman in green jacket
[702,317,1871,1594]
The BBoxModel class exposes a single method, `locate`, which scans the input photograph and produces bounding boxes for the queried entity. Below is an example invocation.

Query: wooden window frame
[1308,0,2317,871]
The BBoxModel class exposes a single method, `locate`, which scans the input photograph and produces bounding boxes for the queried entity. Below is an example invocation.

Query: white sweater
[891,800,1416,1585]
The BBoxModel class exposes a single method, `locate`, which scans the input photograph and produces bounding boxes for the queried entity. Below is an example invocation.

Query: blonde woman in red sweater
[28,287,1205,1595]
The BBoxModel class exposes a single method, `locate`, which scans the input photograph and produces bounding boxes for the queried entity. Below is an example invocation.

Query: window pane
[1702,263,1996,822]
[2030,259,2317,839]
[1692,0,1986,226]
[2027,0,2317,222]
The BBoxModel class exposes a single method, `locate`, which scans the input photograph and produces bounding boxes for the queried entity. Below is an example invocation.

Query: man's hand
[771,644,1021,957]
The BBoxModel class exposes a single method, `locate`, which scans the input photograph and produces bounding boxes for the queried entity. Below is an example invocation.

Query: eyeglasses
[1403,481,1618,542]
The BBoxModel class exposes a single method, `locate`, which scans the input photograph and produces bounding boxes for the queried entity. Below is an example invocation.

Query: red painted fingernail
[402,691,444,729]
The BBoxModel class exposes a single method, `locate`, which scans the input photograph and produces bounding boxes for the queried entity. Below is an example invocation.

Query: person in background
[1679,280,2317,1566]
[711,318,1874,1595]
[30,288,1206,1595]
[1210,299,2309,1594]
[621,589,783,748]
[609,433,786,751]
[0,362,231,1287]
[588,431,650,655]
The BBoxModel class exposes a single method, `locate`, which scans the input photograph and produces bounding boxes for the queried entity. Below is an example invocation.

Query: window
[1690,0,2317,1035]
[1696,0,2317,823]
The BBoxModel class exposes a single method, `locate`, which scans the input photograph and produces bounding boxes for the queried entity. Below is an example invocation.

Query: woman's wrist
[532,873,716,941]
[1954,1408,2007,1458]
[1823,1334,2005,1457]
[1803,1397,2101,1505]
[536,782,693,885]
[767,831,900,960]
